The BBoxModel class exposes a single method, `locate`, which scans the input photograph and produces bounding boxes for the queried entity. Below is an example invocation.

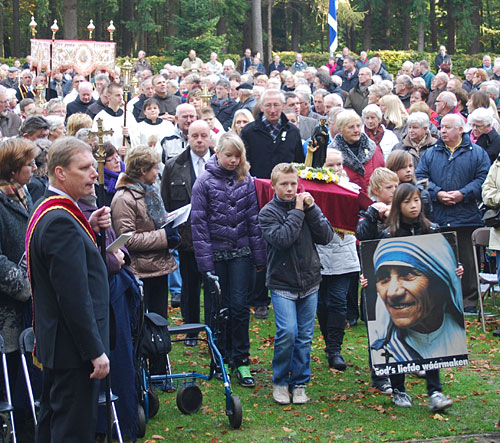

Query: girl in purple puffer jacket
[191,132,267,387]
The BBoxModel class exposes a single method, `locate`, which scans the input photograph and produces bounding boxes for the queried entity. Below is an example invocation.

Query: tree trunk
[429,0,437,51]
[284,4,289,50]
[252,0,263,55]
[0,2,4,58]
[62,0,78,40]
[402,0,411,50]
[12,0,20,56]
[291,1,300,51]
[216,17,227,53]
[417,21,425,51]
[266,0,272,65]
[120,0,134,56]
[383,0,392,49]
[470,0,481,53]
[362,3,372,51]
[165,0,179,51]
[446,0,456,54]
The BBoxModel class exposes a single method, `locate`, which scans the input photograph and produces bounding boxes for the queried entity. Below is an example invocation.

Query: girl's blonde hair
[378,94,408,129]
[217,132,250,182]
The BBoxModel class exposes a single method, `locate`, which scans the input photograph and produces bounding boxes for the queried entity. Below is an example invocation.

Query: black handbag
[139,312,171,358]
[482,207,500,228]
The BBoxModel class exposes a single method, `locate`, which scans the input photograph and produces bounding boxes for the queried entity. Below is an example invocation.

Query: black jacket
[380,221,439,238]
[211,96,238,131]
[86,98,106,120]
[258,196,333,293]
[336,69,359,92]
[66,96,96,120]
[28,191,109,369]
[474,128,500,164]
[240,112,305,178]
[161,147,215,251]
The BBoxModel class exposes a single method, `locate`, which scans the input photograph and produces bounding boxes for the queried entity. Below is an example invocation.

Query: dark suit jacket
[161,147,215,252]
[29,191,109,369]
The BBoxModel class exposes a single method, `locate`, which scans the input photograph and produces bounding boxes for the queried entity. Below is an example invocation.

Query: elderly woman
[66,112,92,136]
[472,68,488,91]
[467,91,500,131]
[330,110,385,198]
[362,104,400,160]
[392,111,438,166]
[378,94,409,141]
[45,115,66,142]
[111,146,178,322]
[368,82,392,105]
[410,86,439,126]
[0,138,38,424]
[231,109,254,136]
[469,107,500,164]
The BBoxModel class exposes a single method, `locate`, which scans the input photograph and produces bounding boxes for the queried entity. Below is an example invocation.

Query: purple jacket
[191,155,267,273]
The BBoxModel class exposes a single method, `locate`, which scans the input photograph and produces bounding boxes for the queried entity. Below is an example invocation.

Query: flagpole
[328,0,339,57]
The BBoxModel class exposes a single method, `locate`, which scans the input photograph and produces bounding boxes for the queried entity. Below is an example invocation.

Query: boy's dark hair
[143,97,160,111]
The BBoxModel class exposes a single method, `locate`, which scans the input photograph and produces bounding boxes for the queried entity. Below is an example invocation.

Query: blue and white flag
[328,0,338,56]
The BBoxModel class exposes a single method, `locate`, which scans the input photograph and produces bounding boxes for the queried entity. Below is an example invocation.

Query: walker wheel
[228,395,242,429]
[148,388,160,418]
[176,385,203,414]
[137,404,146,438]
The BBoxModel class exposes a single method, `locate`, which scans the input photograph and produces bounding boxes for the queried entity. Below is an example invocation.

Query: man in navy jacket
[416,114,490,314]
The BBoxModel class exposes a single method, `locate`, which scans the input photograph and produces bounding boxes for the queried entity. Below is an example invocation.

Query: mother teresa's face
[375,265,441,332]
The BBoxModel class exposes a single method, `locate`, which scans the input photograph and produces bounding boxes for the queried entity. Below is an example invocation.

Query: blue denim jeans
[317,273,354,355]
[271,290,318,388]
[168,249,182,295]
[214,255,252,367]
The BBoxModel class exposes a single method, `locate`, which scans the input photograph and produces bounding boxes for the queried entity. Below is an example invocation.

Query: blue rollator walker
[136,273,242,435]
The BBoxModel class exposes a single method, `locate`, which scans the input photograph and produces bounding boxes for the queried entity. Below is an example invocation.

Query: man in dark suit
[27,137,111,442]
[268,55,286,74]
[161,120,214,344]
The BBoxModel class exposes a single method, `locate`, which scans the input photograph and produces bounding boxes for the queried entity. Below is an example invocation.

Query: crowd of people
[0,43,499,440]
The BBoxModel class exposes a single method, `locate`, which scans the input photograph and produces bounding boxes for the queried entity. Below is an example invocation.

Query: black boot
[326,313,347,370]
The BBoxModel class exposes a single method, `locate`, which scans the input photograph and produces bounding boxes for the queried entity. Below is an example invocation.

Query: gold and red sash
[25,195,97,368]
[18,84,31,100]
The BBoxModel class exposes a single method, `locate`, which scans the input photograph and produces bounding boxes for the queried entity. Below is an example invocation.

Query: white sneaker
[292,385,309,404]
[273,384,290,404]
[392,389,412,408]
[428,391,453,412]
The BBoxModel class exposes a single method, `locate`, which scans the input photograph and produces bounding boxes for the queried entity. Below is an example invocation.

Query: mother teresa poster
[360,233,468,376]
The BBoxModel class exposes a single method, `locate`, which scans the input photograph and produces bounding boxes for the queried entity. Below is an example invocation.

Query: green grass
[138,299,500,443]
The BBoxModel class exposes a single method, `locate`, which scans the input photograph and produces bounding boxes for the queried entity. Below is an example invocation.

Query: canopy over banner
[31,39,116,76]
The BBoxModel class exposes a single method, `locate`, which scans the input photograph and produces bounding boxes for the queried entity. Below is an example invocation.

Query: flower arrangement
[292,164,341,184]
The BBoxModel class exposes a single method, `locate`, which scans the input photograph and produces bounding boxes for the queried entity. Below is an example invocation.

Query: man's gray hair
[313,88,328,98]
[407,111,431,129]
[260,89,285,106]
[468,107,494,127]
[0,85,7,95]
[325,93,343,107]
[482,81,500,100]
[442,113,465,130]
[439,91,458,107]
[328,107,345,123]
[216,78,230,89]
[398,74,414,90]
[369,57,381,68]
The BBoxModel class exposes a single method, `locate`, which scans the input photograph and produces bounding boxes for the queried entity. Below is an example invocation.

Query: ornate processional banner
[31,39,116,76]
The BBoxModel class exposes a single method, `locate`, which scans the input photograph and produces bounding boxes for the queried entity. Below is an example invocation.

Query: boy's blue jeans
[271,290,318,389]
